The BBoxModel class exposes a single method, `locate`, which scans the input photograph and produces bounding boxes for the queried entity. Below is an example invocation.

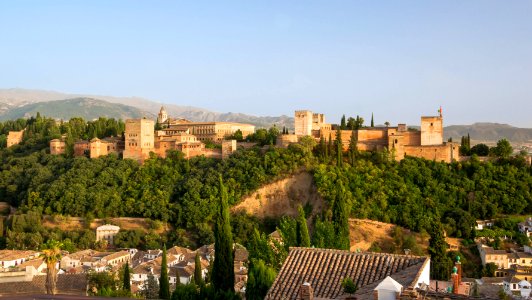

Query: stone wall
[6,130,24,147]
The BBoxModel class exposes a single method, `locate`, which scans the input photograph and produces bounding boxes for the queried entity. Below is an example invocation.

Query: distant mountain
[0,88,293,128]
[444,123,532,143]
[0,98,153,121]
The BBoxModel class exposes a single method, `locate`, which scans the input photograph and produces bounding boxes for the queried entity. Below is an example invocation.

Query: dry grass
[42,216,168,233]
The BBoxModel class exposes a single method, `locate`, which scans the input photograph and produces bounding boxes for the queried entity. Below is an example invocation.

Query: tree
[370,113,374,127]
[194,252,203,286]
[340,115,347,130]
[123,261,131,292]
[159,244,170,299]
[470,143,489,156]
[384,121,390,127]
[246,259,277,300]
[348,130,358,166]
[296,205,310,247]
[491,139,513,158]
[428,222,451,280]
[212,176,235,292]
[333,183,351,250]
[143,273,159,299]
[342,277,357,295]
[335,128,343,167]
[40,239,63,295]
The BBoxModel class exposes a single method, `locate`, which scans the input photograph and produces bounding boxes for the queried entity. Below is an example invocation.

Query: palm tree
[40,240,63,295]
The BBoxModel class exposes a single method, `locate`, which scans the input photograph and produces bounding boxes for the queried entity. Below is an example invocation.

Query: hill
[444,123,532,143]
[0,97,152,121]
[0,88,293,128]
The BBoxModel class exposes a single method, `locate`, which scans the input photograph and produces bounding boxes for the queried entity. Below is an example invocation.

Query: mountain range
[1,88,531,143]
[0,88,293,129]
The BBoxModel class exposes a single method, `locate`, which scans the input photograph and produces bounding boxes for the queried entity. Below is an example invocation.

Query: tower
[295,110,313,136]
[123,119,155,163]
[158,106,168,124]
[420,108,443,146]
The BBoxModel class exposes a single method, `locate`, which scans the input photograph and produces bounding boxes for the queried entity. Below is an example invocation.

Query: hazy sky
[1,1,531,126]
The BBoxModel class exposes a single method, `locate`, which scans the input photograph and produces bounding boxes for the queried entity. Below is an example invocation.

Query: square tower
[123,118,155,162]
[295,110,313,136]
[420,116,443,146]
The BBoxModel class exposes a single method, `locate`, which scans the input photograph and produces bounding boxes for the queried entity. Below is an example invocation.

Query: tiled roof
[266,247,429,300]
[102,250,130,262]
[167,246,193,257]
[0,250,39,261]
[0,274,88,296]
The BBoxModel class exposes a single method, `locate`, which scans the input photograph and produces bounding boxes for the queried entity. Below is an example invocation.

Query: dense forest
[1,115,531,256]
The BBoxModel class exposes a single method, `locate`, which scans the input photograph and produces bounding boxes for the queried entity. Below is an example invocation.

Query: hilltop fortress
[281,109,459,163]
[46,106,458,163]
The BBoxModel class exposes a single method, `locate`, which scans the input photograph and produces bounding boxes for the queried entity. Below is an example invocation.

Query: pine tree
[371,113,374,127]
[428,222,451,280]
[340,115,347,130]
[333,183,351,250]
[212,176,235,292]
[335,128,343,167]
[296,205,311,247]
[159,245,170,299]
[123,261,131,292]
[194,252,203,286]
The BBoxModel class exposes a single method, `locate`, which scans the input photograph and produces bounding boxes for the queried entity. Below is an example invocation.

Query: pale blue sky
[1,1,531,126]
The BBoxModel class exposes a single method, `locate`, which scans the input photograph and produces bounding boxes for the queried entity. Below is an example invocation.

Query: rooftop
[266,247,429,300]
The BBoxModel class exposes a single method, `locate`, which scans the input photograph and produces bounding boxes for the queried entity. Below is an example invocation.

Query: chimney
[299,282,314,300]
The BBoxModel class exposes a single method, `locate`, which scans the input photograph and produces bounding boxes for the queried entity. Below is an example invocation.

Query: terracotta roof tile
[266,247,429,300]
[0,274,87,296]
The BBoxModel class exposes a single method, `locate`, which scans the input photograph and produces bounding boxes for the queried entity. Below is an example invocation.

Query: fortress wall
[404,143,459,163]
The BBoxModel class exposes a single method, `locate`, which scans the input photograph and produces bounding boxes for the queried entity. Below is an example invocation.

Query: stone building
[50,138,66,155]
[95,224,120,245]
[6,130,24,147]
[157,106,168,124]
[294,109,459,163]
[164,120,255,143]
[123,118,155,163]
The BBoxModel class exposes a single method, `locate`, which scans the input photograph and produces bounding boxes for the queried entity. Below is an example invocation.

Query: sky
[1,1,531,127]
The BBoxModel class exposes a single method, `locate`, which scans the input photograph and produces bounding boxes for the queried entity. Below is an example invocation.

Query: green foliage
[312,218,336,248]
[172,283,198,300]
[370,113,374,127]
[470,143,490,156]
[428,222,451,280]
[122,261,131,292]
[332,182,351,250]
[159,245,170,299]
[296,205,311,247]
[194,252,203,286]
[491,139,513,158]
[212,177,235,292]
[342,277,357,294]
[142,273,159,299]
[246,259,277,300]
[482,262,497,277]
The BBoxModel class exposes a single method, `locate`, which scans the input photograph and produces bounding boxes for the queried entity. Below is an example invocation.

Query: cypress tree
[335,128,343,167]
[212,176,235,292]
[348,130,358,166]
[371,113,374,127]
[327,132,333,159]
[341,115,347,130]
[319,136,326,159]
[159,245,170,299]
[428,222,451,280]
[296,205,311,247]
[194,252,203,286]
[333,183,351,250]
[123,261,131,292]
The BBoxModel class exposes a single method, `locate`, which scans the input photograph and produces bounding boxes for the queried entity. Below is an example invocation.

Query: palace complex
[49,107,251,163]
[281,109,459,163]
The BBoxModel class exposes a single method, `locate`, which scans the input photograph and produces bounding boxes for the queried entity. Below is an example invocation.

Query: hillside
[0,88,293,128]
[0,97,152,121]
[444,123,532,143]
[232,172,324,219]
